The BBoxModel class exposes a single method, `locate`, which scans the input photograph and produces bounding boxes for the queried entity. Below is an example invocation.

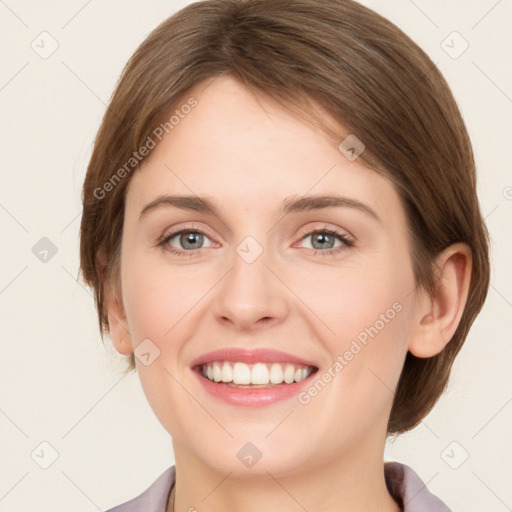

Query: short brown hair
[79,0,490,434]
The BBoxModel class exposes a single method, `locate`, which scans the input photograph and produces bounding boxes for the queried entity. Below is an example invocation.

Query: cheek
[293,258,411,349]
[290,251,414,400]
[121,251,220,353]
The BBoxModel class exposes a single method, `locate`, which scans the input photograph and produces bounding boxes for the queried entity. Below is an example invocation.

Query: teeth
[283,364,296,384]
[213,362,222,382]
[233,362,251,384]
[221,362,232,383]
[269,363,284,384]
[251,363,269,384]
[200,361,314,386]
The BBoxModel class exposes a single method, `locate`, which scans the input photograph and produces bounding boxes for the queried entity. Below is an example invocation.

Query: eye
[158,228,215,256]
[298,227,354,256]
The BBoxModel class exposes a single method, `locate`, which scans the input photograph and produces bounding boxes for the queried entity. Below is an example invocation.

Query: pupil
[313,233,334,250]
[182,232,202,249]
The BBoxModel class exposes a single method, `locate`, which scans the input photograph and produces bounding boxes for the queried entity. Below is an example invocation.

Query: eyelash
[157,225,354,258]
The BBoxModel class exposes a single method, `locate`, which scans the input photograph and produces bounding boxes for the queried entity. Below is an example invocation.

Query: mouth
[189,348,319,405]
[194,361,318,388]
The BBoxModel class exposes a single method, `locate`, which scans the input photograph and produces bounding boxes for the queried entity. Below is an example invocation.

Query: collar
[105,461,451,512]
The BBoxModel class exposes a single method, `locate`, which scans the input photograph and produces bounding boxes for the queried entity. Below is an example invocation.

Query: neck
[168,439,401,512]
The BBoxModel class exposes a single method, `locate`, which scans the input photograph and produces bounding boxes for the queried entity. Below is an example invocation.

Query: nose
[212,243,289,332]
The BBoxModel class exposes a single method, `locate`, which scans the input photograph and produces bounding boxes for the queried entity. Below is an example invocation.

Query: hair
[79,0,490,434]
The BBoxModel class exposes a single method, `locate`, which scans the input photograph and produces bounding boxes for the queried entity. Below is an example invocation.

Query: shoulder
[104,466,176,512]
[385,461,452,511]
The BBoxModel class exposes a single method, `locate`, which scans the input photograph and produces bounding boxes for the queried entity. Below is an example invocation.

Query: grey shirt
[105,462,451,511]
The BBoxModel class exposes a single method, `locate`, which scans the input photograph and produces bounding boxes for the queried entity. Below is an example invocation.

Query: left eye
[301,228,354,255]
[163,230,214,251]
[299,229,353,251]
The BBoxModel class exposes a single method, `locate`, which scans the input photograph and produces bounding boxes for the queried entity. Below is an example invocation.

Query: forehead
[125,76,403,226]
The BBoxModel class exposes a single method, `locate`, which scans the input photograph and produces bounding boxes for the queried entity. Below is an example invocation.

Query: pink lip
[193,372,316,407]
[190,348,318,368]
[190,348,319,407]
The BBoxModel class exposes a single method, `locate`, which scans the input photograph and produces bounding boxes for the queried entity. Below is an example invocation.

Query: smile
[199,361,316,387]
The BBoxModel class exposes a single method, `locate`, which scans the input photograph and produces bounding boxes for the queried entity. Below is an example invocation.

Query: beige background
[0,0,511,510]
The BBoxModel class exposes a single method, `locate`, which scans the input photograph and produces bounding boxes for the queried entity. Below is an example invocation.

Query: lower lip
[193,368,316,407]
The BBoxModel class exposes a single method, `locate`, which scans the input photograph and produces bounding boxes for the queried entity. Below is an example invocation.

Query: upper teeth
[201,361,314,385]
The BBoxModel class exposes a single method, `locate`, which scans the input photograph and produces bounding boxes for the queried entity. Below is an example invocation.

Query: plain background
[0,0,511,510]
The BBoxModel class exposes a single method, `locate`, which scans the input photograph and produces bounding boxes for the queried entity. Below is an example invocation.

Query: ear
[408,242,472,358]
[98,251,134,356]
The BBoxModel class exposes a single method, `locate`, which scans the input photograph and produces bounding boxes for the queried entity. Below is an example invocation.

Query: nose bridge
[212,234,288,329]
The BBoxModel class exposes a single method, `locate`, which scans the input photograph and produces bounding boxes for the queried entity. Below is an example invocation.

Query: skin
[104,75,472,512]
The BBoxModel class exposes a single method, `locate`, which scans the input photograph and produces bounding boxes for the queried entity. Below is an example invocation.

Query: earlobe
[408,243,472,358]
[98,252,133,356]
[107,305,133,356]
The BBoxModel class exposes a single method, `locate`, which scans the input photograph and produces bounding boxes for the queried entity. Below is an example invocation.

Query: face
[114,75,421,477]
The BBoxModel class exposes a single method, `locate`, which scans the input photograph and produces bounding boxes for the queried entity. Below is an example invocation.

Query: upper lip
[190,348,319,369]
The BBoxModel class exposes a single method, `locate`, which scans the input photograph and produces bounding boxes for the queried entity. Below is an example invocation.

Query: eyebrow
[139,194,380,224]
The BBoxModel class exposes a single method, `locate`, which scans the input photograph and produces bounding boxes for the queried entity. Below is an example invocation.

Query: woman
[79,0,490,510]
